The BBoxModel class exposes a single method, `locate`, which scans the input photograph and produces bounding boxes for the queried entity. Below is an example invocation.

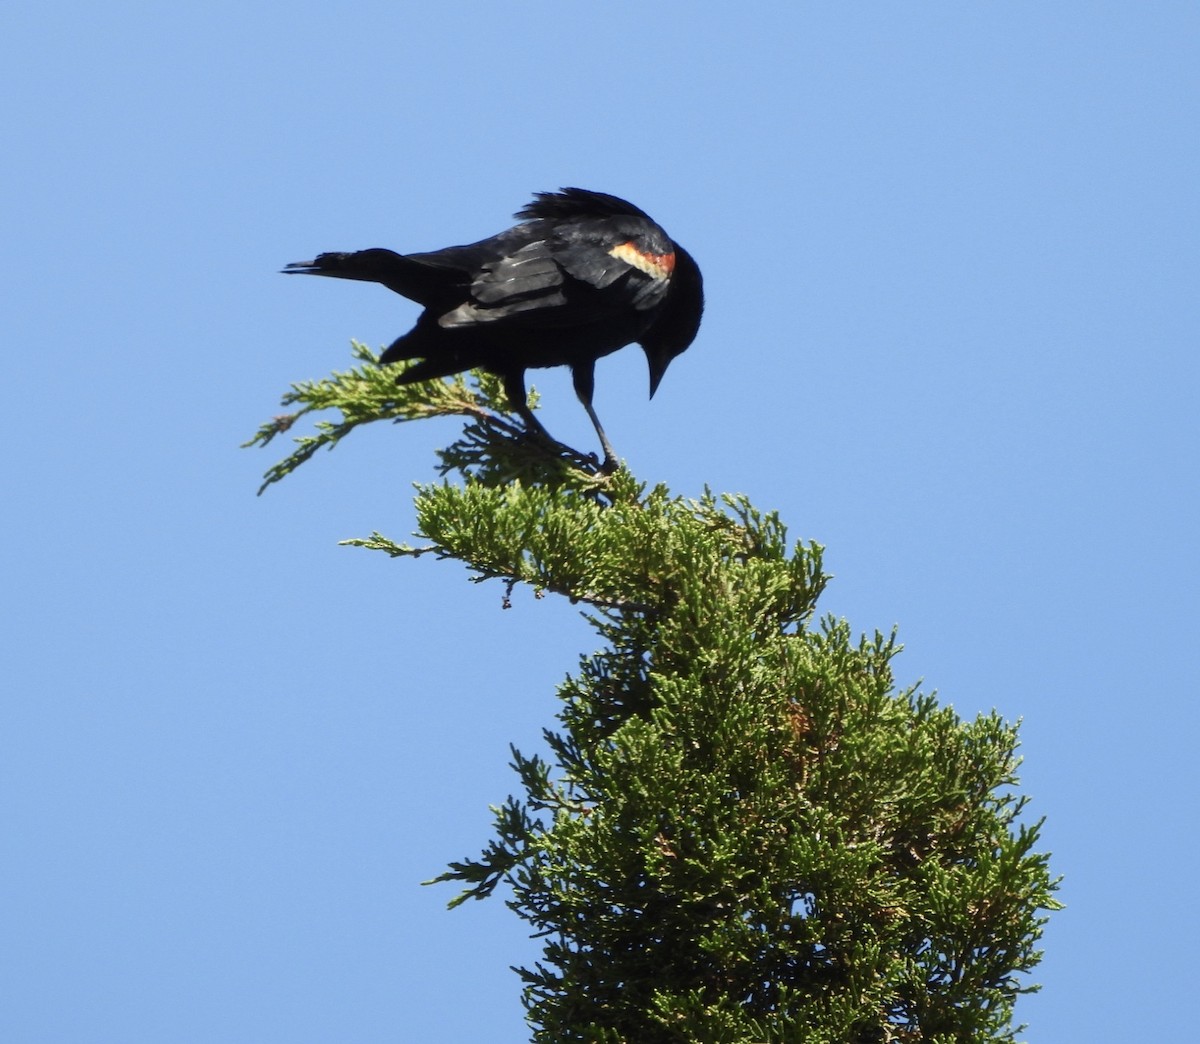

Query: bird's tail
[281,249,444,303]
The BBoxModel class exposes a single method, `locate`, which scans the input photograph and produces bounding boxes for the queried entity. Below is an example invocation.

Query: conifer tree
[248,344,1059,1043]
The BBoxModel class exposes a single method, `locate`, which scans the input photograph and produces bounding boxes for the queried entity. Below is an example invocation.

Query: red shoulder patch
[608,241,676,280]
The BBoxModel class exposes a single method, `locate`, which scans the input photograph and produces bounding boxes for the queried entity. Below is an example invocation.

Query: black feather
[283,188,704,469]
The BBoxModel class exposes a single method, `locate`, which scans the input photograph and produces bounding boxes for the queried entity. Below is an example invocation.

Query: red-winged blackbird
[283,188,703,468]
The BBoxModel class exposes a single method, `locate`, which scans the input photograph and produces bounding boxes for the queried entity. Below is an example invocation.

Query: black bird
[283,188,703,468]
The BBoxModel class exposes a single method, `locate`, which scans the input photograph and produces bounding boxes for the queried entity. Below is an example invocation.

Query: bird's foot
[517,424,612,475]
[594,453,619,476]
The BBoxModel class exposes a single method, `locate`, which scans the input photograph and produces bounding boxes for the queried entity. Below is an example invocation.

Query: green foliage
[242,341,604,495]
[250,348,1060,1043]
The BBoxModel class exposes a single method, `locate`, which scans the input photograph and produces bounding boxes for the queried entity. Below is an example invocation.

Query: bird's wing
[438,220,675,329]
[554,225,675,312]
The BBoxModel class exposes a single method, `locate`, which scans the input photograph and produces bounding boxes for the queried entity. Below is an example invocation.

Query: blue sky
[3,3,1196,1040]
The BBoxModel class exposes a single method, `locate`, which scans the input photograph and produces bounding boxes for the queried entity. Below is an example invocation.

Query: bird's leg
[501,368,613,473]
[502,370,551,440]
[571,364,619,472]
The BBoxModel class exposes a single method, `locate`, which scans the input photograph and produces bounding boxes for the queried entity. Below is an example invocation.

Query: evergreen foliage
[248,346,1059,1043]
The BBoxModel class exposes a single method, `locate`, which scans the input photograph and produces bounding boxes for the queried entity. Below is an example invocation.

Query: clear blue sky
[4,3,1196,1040]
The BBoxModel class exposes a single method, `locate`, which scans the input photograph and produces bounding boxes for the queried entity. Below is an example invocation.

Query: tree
[247,344,1060,1043]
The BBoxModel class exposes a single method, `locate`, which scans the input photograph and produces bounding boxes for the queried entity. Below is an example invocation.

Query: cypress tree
[248,344,1059,1042]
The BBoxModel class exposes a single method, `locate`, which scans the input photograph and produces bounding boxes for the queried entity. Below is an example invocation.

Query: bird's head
[640,244,704,398]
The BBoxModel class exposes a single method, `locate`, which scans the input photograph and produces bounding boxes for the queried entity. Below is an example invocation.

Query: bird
[283,188,703,469]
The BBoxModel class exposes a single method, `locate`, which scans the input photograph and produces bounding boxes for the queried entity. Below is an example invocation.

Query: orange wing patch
[609,241,676,280]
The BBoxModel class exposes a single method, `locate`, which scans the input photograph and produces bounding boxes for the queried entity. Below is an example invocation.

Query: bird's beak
[644,345,672,400]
